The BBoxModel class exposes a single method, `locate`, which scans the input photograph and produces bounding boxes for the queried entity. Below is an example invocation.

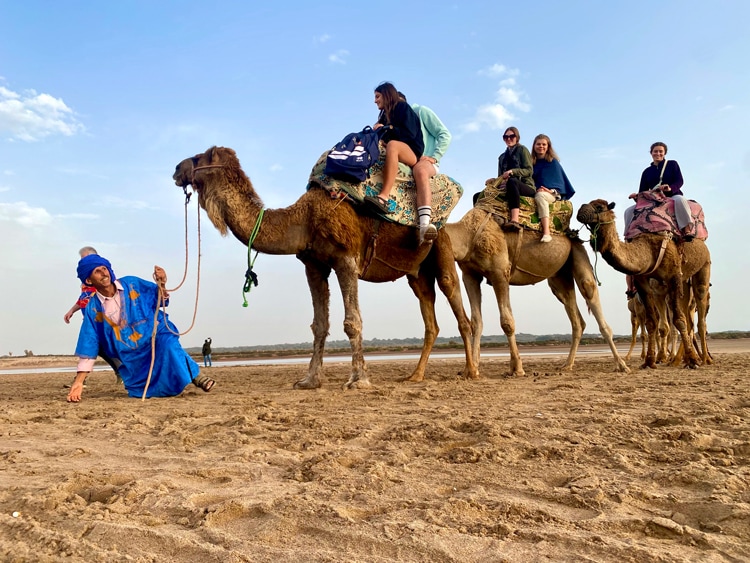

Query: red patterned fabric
[624,190,708,241]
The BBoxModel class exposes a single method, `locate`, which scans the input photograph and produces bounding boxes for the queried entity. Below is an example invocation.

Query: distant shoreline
[3,338,748,370]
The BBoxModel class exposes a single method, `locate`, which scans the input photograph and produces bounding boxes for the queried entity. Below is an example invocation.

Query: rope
[242,209,265,307]
[142,194,202,400]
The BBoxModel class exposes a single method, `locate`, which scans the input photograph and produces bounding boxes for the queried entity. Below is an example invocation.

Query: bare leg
[378,141,417,200]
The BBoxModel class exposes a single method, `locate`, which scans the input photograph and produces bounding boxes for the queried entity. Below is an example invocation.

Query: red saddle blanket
[624,190,708,241]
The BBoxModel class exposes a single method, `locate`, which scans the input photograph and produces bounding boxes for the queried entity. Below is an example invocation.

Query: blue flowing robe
[75,276,199,398]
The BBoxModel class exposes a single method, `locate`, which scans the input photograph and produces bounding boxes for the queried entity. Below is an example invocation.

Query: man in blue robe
[67,254,214,402]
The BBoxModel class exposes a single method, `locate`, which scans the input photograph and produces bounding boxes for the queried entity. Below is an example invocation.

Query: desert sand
[1,341,749,562]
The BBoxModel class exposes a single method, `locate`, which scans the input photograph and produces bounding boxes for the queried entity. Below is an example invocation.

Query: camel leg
[692,265,712,365]
[334,257,370,389]
[625,299,637,362]
[488,269,524,377]
[461,268,484,369]
[570,245,630,373]
[432,238,478,380]
[546,272,584,371]
[294,261,331,389]
[404,271,438,383]
[635,278,659,369]
[666,279,701,369]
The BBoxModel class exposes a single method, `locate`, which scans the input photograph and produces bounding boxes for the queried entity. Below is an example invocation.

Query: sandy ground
[1,341,748,562]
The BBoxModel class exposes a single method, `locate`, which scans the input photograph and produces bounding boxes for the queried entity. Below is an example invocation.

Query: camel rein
[142,190,203,400]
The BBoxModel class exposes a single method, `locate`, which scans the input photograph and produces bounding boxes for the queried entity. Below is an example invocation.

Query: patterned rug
[624,190,708,242]
[306,143,464,229]
[473,178,574,234]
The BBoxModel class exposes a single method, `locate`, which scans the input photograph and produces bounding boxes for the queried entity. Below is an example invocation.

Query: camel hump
[625,191,708,241]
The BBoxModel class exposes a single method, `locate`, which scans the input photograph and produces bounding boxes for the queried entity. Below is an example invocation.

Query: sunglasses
[502,134,517,140]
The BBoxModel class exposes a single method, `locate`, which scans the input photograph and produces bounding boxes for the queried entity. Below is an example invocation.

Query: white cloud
[718,105,734,112]
[463,64,530,133]
[0,201,53,226]
[0,86,85,142]
[328,50,349,65]
[0,186,9,193]
[314,34,331,44]
[269,164,282,172]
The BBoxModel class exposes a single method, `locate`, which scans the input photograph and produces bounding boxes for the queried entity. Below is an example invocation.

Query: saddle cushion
[474,178,573,234]
[624,190,708,241]
[307,143,463,229]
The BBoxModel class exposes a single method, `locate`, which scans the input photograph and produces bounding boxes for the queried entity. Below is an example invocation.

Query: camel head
[172,146,263,237]
[576,199,616,226]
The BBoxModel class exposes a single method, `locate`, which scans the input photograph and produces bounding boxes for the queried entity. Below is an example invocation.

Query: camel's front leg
[405,272,438,383]
[294,261,331,389]
[637,280,659,369]
[461,268,484,372]
[667,281,701,369]
[569,246,630,373]
[335,257,369,389]
[547,272,584,371]
[489,269,524,377]
[433,236,478,380]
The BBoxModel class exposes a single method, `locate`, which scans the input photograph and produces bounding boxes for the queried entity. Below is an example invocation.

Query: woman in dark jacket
[364,82,424,214]
[494,126,535,230]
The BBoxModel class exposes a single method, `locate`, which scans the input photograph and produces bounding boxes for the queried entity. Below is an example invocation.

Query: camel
[443,208,630,376]
[625,294,647,362]
[576,199,711,369]
[172,146,479,389]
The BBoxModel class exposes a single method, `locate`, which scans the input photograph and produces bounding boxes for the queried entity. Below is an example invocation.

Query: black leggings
[504,177,536,209]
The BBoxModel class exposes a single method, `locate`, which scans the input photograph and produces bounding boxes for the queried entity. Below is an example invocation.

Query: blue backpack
[324,126,383,183]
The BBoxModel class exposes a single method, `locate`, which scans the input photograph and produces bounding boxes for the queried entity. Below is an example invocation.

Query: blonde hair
[531,134,560,164]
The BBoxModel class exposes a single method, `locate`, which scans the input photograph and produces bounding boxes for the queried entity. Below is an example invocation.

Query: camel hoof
[462,369,480,380]
[293,379,321,390]
[401,374,424,383]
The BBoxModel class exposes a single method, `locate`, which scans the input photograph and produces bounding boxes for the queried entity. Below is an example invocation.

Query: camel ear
[608,201,616,210]
[205,146,218,163]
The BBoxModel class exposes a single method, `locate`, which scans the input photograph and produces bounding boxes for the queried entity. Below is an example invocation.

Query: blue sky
[1,1,748,356]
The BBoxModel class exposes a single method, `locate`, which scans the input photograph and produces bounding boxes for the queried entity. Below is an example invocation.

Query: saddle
[474,178,574,234]
[624,190,708,242]
[307,143,463,230]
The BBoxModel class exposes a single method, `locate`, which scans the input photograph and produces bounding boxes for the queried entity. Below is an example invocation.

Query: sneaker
[419,224,438,244]
[540,234,552,243]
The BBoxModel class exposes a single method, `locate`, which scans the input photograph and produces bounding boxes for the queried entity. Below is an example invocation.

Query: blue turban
[77,255,117,286]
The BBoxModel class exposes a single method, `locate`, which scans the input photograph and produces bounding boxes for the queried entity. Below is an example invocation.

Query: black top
[378,101,424,158]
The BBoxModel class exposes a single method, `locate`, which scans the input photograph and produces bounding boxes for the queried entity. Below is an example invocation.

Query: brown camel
[625,294,647,362]
[444,208,630,376]
[173,146,479,389]
[576,199,711,369]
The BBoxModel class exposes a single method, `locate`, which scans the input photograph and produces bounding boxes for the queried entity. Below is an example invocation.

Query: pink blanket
[624,190,708,241]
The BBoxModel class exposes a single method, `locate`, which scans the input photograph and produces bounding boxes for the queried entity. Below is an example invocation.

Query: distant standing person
[530,134,575,243]
[202,338,213,367]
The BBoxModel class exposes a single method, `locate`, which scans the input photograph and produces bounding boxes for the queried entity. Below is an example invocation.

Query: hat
[77,254,117,286]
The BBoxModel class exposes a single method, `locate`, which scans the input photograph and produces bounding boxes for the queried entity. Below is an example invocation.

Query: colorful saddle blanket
[306,143,463,229]
[474,178,574,234]
[624,190,708,241]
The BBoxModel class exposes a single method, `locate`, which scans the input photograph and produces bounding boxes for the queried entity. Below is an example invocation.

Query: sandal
[364,195,390,214]
[193,374,215,392]
[501,220,522,232]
